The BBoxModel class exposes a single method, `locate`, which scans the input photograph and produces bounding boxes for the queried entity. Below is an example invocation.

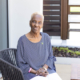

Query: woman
[16,12,62,80]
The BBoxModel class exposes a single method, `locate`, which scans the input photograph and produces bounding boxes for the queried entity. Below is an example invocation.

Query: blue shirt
[16,32,56,80]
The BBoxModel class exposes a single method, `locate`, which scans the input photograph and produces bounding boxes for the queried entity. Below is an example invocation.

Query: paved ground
[55,64,71,80]
[0,78,2,80]
[0,64,71,80]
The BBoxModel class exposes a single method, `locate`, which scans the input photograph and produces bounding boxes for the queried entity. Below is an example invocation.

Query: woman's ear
[29,20,31,27]
[42,22,43,28]
[41,21,43,28]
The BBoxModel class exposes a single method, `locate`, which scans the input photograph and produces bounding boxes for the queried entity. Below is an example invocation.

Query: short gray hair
[30,12,44,22]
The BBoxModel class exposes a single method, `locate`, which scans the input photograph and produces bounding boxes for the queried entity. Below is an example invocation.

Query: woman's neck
[29,31,41,38]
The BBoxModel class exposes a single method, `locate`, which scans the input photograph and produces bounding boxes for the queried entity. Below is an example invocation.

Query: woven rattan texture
[0,58,24,80]
[0,49,17,66]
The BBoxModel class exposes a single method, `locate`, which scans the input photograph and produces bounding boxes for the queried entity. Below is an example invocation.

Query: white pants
[30,73,62,80]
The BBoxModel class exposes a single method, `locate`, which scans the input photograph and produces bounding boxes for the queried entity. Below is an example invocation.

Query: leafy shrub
[52,47,80,56]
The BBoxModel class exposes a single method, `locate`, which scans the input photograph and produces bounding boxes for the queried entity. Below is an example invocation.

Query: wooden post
[61,0,68,40]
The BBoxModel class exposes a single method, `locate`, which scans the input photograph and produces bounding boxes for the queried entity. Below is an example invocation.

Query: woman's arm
[43,64,48,70]
[30,68,37,74]
[44,34,56,69]
[16,37,31,74]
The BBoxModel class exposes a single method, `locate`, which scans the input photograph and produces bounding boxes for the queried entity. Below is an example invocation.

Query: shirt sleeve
[16,38,30,74]
[45,35,56,69]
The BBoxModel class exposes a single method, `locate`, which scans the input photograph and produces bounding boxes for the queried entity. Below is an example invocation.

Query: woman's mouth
[34,28,38,30]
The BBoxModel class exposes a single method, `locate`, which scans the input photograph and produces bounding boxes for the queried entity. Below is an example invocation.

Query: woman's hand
[36,68,49,77]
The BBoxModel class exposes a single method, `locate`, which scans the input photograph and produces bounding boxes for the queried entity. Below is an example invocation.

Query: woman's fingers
[45,70,48,74]
[36,68,49,77]
[41,72,48,77]
[36,70,40,75]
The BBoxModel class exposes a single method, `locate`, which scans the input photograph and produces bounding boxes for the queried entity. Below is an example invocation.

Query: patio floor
[55,64,71,80]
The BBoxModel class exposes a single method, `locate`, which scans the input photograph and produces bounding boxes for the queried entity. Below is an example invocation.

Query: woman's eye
[39,22,41,24]
[32,21,36,23]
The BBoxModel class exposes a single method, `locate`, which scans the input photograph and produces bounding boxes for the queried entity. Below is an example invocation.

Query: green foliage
[75,51,80,55]
[67,50,74,54]
[52,47,80,56]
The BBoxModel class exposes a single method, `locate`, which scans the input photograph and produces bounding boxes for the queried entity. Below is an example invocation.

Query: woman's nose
[35,23,39,27]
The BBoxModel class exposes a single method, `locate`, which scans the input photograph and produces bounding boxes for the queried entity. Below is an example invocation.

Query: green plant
[75,51,80,55]
[52,46,80,56]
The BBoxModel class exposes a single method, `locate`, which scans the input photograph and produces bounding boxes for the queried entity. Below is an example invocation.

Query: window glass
[69,0,80,5]
[69,23,80,29]
[70,7,80,12]
[68,14,80,22]
[69,32,80,40]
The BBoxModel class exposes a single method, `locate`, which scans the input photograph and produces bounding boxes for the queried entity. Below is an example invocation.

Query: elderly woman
[16,12,62,80]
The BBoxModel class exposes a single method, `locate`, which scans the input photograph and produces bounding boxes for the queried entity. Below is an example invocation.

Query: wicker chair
[0,58,24,80]
[0,48,24,80]
[0,48,17,66]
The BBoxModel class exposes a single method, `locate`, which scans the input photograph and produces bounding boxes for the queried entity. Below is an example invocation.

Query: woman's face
[30,14,43,34]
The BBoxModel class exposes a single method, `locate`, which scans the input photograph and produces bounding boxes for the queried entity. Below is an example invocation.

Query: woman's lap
[30,73,62,80]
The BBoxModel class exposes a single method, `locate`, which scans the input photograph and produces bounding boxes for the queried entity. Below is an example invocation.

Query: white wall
[56,57,80,64]
[8,0,43,48]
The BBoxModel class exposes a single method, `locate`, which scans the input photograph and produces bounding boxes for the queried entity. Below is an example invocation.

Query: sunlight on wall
[70,7,80,12]
[8,0,43,48]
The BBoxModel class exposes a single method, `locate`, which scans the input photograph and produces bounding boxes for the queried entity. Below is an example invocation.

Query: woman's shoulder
[18,35,25,42]
[41,32,50,39]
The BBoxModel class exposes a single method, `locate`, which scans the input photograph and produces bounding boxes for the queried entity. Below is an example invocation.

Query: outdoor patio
[0,0,80,80]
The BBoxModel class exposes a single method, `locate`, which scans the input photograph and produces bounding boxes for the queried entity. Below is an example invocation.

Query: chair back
[0,58,24,80]
[0,48,17,66]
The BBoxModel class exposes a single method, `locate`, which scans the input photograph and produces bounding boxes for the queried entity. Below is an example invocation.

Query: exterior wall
[0,0,7,50]
[8,0,43,48]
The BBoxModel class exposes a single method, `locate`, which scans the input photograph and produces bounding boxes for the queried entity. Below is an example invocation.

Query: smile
[34,28,38,30]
